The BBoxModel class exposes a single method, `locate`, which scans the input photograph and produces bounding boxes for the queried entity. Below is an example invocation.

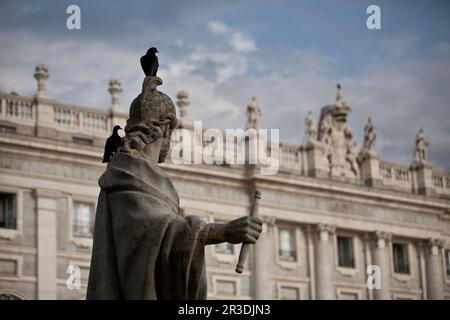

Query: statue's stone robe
[86,152,210,299]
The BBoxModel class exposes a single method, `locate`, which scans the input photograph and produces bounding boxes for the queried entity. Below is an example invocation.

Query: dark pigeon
[140,47,159,76]
[102,125,122,163]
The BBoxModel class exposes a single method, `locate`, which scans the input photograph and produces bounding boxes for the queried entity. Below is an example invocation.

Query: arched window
[0,289,29,300]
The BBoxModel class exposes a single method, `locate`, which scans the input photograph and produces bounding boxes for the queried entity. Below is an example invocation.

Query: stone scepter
[236,190,262,273]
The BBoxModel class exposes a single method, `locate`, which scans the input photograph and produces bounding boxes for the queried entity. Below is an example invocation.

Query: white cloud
[207,20,257,53]
[229,32,257,53]
[0,31,142,108]
[0,27,449,171]
[208,21,229,35]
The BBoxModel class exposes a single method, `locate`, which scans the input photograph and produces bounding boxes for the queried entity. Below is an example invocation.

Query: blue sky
[0,0,449,169]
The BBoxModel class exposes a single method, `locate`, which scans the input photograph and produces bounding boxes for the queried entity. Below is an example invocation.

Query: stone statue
[362,117,376,155]
[414,127,429,163]
[344,126,359,176]
[87,71,262,299]
[305,110,317,144]
[246,96,262,129]
[318,111,333,144]
[316,85,359,178]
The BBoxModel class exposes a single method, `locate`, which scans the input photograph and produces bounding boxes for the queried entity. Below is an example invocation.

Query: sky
[0,0,449,170]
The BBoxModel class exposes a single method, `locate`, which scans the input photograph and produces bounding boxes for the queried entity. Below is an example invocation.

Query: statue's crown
[126,76,177,131]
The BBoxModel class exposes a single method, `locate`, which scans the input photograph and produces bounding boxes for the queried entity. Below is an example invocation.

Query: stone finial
[34,64,49,97]
[414,127,429,164]
[108,78,122,109]
[176,89,190,121]
[246,96,262,130]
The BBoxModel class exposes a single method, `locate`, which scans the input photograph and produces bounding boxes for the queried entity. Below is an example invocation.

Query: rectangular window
[215,242,234,254]
[0,193,16,229]
[337,236,355,268]
[445,249,450,278]
[278,228,296,261]
[393,243,410,274]
[73,201,95,238]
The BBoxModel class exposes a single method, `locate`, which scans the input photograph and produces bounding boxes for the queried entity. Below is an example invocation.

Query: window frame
[0,187,22,240]
[389,239,414,282]
[337,235,355,269]
[68,195,96,248]
[333,232,359,276]
[392,242,410,275]
[72,202,95,239]
[275,225,301,271]
[443,248,450,284]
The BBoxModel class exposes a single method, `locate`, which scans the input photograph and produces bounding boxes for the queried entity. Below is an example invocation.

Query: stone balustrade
[280,143,300,170]
[53,104,109,133]
[0,91,124,137]
[379,161,412,189]
[432,172,450,195]
[0,93,35,123]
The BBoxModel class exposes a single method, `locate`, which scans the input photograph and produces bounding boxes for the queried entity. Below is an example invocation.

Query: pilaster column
[35,189,60,300]
[306,225,316,300]
[371,231,391,300]
[252,216,276,299]
[425,239,444,300]
[363,233,374,300]
[315,224,335,300]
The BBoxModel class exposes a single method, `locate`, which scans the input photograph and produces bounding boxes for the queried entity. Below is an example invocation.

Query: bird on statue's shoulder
[102,125,122,163]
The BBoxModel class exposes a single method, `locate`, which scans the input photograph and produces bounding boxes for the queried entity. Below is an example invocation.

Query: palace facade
[0,64,449,300]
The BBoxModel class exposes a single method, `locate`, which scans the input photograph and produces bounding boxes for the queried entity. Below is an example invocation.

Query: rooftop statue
[317,84,359,178]
[361,117,376,156]
[246,96,262,130]
[414,127,429,164]
[87,48,262,300]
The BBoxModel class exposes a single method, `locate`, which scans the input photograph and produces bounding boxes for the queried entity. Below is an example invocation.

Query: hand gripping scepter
[235,190,262,274]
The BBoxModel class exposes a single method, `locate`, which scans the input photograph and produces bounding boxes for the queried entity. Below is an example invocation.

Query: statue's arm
[205,216,262,245]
